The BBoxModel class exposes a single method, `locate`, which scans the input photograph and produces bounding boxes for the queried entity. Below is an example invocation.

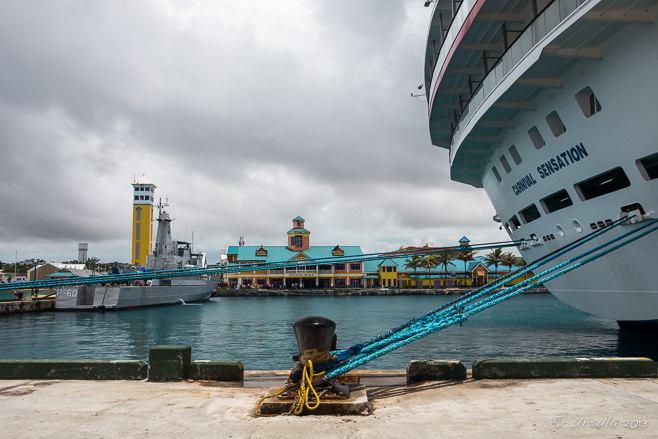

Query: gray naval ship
[56,201,217,310]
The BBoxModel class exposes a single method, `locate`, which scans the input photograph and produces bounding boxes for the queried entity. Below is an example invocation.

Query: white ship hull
[425,0,658,326]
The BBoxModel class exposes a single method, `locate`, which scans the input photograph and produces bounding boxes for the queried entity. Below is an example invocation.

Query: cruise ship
[423,0,658,328]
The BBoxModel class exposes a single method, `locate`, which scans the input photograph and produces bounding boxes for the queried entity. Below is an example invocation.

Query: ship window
[500,155,512,174]
[528,126,545,149]
[575,86,602,117]
[546,111,566,137]
[540,189,573,214]
[504,223,512,234]
[519,204,541,224]
[509,145,522,165]
[492,166,502,183]
[637,152,658,181]
[574,167,631,201]
[509,215,521,231]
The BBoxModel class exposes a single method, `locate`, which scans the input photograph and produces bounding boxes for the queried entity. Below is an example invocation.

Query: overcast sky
[0,0,508,265]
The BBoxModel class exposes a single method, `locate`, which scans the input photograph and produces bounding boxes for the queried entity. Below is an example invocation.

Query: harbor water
[1,294,656,370]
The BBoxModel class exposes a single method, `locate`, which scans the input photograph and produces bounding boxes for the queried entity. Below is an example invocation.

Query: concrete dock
[1,371,656,438]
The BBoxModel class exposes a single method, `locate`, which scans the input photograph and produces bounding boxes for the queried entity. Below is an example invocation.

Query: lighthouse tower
[131,176,156,266]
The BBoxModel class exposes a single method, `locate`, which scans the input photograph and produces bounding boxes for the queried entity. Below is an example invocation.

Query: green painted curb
[190,361,244,381]
[406,360,467,384]
[148,345,192,381]
[472,357,658,379]
[0,360,147,380]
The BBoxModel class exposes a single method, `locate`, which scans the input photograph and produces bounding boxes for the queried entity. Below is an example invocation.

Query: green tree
[404,255,424,287]
[86,257,101,271]
[421,255,438,286]
[456,250,476,286]
[435,252,455,287]
[484,248,504,277]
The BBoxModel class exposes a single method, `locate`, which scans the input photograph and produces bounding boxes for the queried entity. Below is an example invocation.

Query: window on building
[350,263,361,271]
[134,196,139,201]
[135,243,140,260]
[528,126,545,149]
[509,145,522,165]
[519,204,541,224]
[335,278,346,287]
[334,263,345,271]
[500,155,512,174]
[540,189,573,214]
[291,236,303,248]
[574,167,631,201]
[546,111,566,137]
[136,223,140,240]
[575,86,602,117]
[637,152,658,181]
[136,207,141,221]
[492,166,502,183]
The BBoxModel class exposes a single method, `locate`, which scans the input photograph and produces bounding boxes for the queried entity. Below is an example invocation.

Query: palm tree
[403,255,424,287]
[456,250,475,286]
[435,252,455,287]
[499,252,517,285]
[500,252,517,273]
[484,248,504,278]
[422,255,437,287]
[86,257,101,272]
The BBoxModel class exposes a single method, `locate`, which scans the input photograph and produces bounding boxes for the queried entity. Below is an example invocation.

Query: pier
[0,298,55,314]
[1,373,656,438]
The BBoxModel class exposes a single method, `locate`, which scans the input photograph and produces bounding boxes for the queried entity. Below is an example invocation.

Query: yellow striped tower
[131,176,156,266]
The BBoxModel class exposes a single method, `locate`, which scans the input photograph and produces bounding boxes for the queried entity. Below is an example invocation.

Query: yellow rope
[255,383,296,417]
[292,360,325,415]
[256,360,325,417]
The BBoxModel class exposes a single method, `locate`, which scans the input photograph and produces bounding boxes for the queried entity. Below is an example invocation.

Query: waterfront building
[27,262,86,282]
[226,217,365,289]
[45,267,104,280]
[131,176,156,266]
[364,238,528,289]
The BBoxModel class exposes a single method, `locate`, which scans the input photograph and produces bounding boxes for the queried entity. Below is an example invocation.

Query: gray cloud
[0,0,507,264]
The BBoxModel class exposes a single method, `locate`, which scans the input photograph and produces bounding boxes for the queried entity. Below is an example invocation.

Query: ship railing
[426,0,474,98]
[449,0,591,159]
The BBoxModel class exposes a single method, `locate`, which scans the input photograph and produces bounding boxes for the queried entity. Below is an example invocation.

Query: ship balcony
[425,0,655,186]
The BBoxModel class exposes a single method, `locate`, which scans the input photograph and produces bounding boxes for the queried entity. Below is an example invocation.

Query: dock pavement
[1,370,657,438]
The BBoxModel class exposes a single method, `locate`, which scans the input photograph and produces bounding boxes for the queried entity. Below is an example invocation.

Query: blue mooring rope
[324,217,658,379]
